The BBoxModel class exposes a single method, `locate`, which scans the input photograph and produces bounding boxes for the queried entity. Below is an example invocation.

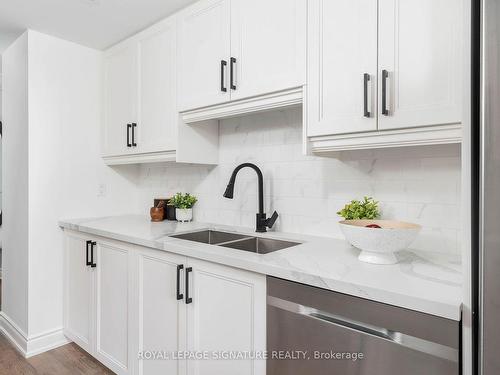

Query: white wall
[138,108,462,255]
[26,30,141,338]
[0,58,3,244]
[1,32,29,335]
[2,30,141,347]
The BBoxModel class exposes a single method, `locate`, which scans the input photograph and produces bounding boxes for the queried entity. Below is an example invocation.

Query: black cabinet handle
[131,123,137,147]
[176,264,184,300]
[185,267,193,304]
[86,240,92,266]
[363,73,370,118]
[126,124,132,147]
[381,69,389,116]
[90,241,97,268]
[230,57,237,90]
[221,60,227,92]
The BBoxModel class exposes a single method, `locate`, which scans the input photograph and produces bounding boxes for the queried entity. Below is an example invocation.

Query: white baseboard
[0,311,28,354]
[0,312,70,357]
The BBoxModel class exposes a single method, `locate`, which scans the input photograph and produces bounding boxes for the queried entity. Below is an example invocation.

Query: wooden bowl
[150,207,165,222]
[339,220,421,264]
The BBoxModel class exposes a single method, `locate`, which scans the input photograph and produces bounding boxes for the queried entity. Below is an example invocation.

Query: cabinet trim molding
[309,123,462,153]
[103,150,177,165]
[181,86,303,123]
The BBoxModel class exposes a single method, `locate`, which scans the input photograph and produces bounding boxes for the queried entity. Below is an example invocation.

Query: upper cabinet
[102,0,464,162]
[177,0,231,111]
[306,0,463,153]
[229,0,306,101]
[306,0,378,137]
[178,0,306,123]
[137,23,178,154]
[102,17,218,165]
[377,0,462,130]
[103,43,138,157]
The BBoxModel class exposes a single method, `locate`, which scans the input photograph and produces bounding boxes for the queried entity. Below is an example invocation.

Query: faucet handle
[266,211,279,228]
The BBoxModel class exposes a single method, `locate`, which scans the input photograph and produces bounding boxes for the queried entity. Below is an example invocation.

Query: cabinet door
[378,0,462,130]
[230,0,306,100]
[186,259,266,375]
[64,232,93,354]
[137,20,177,154]
[94,240,132,375]
[306,0,378,137]
[135,248,187,375]
[177,0,231,111]
[103,43,138,157]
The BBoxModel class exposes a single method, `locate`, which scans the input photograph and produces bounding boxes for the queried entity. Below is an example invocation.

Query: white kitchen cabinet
[307,0,378,137]
[103,43,138,157]
[177,0,231,112]
[103,17,219,165]
[65,232,266,375]
[64,232,93,354]
[378,0,462,130]
[64,232,133,375]
[94,239,133,375]
[186,258,266,375]
[137,21,177,154]
[306,0,462,152]
[178,0,306,123]
[230,0,305,101]
[134,248,187,375]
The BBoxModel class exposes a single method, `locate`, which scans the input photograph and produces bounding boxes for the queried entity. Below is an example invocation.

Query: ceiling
[0,0,197,53]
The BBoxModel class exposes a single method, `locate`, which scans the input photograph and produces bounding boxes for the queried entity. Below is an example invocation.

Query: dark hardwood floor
[0,332,114,375]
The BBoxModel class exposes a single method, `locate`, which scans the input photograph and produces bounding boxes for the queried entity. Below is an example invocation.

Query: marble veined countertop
[59,215,462,321]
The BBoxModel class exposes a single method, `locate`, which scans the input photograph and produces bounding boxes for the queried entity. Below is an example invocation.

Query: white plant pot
[339,220,421,265]
[176,208,193,222]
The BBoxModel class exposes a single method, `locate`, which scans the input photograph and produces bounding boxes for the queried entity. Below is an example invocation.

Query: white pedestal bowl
[339,220,421,265]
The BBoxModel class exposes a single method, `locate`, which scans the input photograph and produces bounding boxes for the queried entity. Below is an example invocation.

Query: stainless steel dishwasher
[267,277,460,375]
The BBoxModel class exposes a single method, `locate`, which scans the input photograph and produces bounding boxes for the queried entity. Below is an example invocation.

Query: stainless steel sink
[219,237,300,254]
[170,230,300,254]
[170,230,249,245]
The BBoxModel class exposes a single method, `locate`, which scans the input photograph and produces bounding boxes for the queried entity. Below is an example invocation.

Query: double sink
[170,230,300,254]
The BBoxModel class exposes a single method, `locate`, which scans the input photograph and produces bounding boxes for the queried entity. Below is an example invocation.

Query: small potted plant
[171,193,198,222]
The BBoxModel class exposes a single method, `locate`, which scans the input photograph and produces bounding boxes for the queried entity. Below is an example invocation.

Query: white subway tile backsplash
[137,108,461,255]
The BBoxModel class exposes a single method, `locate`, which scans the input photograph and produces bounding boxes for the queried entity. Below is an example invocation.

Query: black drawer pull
[382,69,389,116]
[363,73,370,118]
[131,123,137,147]
[126,124,132,147]
[176,264,184,300]
[90,241,97,268]
[185,267,193,304]
[221,60,227,92]
[86,240,92,266]
[230,57,237,90]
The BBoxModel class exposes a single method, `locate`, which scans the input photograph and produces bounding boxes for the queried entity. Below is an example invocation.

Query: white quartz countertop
[59,215,463,321]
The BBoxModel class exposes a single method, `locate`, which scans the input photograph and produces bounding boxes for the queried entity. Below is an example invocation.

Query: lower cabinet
[64,232,93,354]
[64,231,266,375]
[185,258,266,375]
[64,231,133,375]
[133,248,187,375]
[94,240,133,374]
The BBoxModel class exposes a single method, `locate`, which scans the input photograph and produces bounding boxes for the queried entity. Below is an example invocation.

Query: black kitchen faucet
[223,163,279,232]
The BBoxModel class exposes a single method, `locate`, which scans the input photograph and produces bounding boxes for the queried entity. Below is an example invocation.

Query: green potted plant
[171,193,198,222]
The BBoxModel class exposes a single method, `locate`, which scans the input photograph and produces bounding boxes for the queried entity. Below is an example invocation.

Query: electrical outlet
[98,183,107,197]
